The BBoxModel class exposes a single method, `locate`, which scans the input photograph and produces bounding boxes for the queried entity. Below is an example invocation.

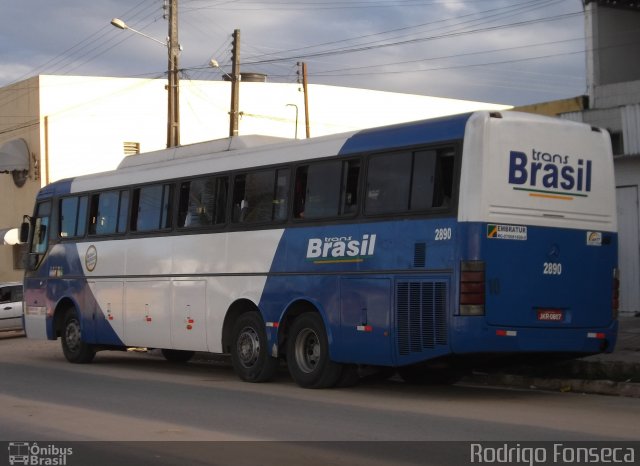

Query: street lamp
[110,18,167,46]
[209,59,233,80]
[111,10,180,148]
[209,55,240,138]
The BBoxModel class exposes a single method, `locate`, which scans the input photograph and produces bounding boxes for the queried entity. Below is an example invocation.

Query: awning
[0,228,19,245]
[0,138,29,172]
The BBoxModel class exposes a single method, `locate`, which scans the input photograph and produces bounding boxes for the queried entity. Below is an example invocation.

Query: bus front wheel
[60,309,96,364]
[287,313,342,389]
[230,312,278,383]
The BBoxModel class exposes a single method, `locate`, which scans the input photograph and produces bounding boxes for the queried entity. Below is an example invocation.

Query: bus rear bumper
[450,317,618,356]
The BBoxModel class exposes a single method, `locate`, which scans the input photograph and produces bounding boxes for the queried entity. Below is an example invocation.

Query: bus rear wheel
[287,313,342,389]
[60,309,95,364]
[230,312,278,383]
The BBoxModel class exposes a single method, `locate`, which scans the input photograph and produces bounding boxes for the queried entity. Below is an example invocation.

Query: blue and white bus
[22,111,619,388]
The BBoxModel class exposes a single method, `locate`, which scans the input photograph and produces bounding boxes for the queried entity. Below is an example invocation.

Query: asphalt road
[1,332,638,465]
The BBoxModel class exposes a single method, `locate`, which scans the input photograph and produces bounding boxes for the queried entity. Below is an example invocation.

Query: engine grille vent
[413,242,426,267]
[397,281,447,356]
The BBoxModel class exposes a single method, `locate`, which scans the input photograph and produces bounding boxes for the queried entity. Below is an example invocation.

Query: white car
[0,282,23,332]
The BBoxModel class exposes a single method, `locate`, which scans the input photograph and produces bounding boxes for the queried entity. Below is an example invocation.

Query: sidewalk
[466,313,640,397]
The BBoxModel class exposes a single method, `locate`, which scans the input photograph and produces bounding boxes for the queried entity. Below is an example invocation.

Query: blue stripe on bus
[260,218,458,365]
[36,244,124,346]
[36,178,74,199]
[338,113,471,155]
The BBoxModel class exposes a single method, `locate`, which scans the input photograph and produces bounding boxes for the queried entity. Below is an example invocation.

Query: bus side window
[89,190,129,235]
[131,184,172,232]
[410,150,437,210]
[365,148,454,215]
[273,169,289,222]
[30,201,51,254]
[366,152,412,214]
[433,149,455,207]
[232,170,282,224]
[59,196,88,238]
[341,159,360,215]
[294,161,341,219]
[178,176,228,228]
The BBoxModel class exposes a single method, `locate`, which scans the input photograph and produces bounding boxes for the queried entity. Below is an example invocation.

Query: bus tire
[287,313,341,389]
[60,309,95,364]
[161,349,195,363]
[230,312,278,383]
[335,364,360,388]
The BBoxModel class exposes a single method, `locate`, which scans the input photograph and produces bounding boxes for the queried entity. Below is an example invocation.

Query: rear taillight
[460,260,485,316]
[612,268,620,319]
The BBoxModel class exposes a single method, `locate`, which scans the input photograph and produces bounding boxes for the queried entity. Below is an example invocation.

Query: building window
[610,131,624,156]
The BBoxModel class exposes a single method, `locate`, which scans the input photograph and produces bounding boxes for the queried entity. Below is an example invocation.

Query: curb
[465,373,640,398]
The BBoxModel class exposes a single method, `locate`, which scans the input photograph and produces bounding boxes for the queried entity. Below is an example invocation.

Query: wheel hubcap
[65,319,81,352]
[237,326,260,368]
[295,328,320,374]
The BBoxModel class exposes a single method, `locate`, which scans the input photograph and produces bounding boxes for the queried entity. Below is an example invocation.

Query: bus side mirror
[19,221,30,244]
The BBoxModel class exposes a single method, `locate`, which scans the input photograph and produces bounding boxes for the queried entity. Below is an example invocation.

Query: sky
[1,0,589,106]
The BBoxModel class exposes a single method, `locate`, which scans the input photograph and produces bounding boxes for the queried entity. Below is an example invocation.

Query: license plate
[537,309,564,321]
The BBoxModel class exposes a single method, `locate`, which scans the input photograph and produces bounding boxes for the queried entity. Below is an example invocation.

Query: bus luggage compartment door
[338,278,393,365]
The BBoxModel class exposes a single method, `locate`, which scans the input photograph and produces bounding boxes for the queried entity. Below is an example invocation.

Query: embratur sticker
[487,224,527,241]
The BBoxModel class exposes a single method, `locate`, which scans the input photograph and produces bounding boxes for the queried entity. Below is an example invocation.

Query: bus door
[23,200,52,340]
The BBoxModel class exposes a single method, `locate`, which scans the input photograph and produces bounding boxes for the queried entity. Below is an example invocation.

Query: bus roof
[41,112,475,197]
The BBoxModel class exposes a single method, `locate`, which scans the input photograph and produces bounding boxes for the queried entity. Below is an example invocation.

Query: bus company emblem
[306,234,377,264]
[587,231,602,246]
[85,245,98,272]
[508,148,592,200]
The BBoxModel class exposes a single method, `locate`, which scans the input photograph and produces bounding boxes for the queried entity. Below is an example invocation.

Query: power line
[242,11,582,66]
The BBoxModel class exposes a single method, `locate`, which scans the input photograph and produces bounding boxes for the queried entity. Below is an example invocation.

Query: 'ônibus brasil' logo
[508,148,592,200]
[306,234,377,264]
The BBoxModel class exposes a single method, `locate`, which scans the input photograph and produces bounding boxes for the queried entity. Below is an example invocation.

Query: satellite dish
[0,138,29,187]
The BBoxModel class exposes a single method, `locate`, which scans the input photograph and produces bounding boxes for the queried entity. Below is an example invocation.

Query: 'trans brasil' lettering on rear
[508,149,592,199]
[306,234,376,263]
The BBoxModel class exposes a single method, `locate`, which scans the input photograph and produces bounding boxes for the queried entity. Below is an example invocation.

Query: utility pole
[166,0,180,147]
[298,62,311,139]
[230,29,241,137]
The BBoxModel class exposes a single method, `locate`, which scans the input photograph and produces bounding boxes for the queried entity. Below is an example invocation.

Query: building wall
[614,157,640,314]
[582,3,640,315]
[585,3,640,95]
[0,77,42,282]
[36,75,507,183]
